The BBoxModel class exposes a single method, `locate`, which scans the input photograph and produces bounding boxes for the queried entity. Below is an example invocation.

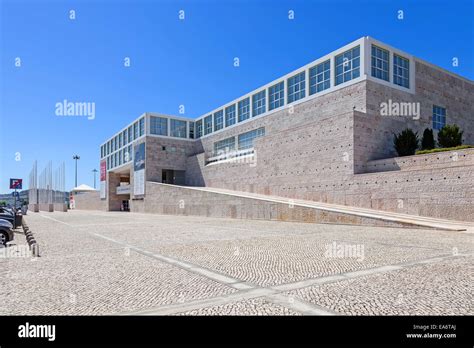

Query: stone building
[97,36,474,222]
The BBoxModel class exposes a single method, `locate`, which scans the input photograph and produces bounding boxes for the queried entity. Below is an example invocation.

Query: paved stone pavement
[0,210,472,315]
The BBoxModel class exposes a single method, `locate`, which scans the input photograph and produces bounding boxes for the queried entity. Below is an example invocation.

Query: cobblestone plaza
[1,211,472,316]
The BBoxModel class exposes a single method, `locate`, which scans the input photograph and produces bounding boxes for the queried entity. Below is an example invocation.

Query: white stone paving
[0,210,472,315]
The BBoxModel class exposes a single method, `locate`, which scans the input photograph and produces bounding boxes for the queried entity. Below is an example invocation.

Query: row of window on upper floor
[213,127,265,156]
[194,45,411,139]
[101,118,145,158]
[106,144,133,170]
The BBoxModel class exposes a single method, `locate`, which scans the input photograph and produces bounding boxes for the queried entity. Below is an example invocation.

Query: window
[107,142,110,155]
[118,149,122,166]
[118,133,122,149]
[335,46,360,85]
[213,137,235,155]
[106,156,110,170]
[238,98,250,122]
[122,130,127,145]
[309,59,330,95]
[128,126,132,143]
[238,127,265,150]
[393,54,410,88]
[170,119,187,138]
[150,116,168,136]
[114,152,118,168]
[139,118,145,136]
[133,122,139,140]
[225,104,236,127]
[433,105,446,130]
[269,81,284,110]
[252,90,266,117]
[189,121,195,139]
[214,110,224,131]
[204,115,213,135]
[287,71,306,103]
[127,145,132,162]
[196,120,203,138]
[371,45,389,81]
[111,138,115,152]
[111,153,115,168]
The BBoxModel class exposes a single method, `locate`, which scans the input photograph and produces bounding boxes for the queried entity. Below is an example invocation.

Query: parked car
[0,207,15,226]
[0,219,14,246]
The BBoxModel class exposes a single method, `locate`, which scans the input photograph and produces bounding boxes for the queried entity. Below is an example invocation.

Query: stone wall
[73,191,107,211]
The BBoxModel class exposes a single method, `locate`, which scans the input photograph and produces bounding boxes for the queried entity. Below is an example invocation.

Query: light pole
[73,155,80,188]
[92,169,98,189]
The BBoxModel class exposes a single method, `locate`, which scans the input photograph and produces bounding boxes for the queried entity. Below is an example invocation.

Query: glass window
[213,137,236,155]
[196,120,203,138]
[133,122,139,140]
[188,121,195,139]
[127,145,132,162]
[269,81,284,110]
[170,119,187,138]
[433,105,446,130]
[252,90,266,117]
[309,59,330,95]
[150,116,168,136]
[127,126,132,143]
[371,45,389,81]
[106,156,110,170]
[225,104,236,127]
[204,115,213,135]
[139,118,145,136]
[118,133,122,149]
[238,127,265,150]
[122,130,127,145]
[107,142,110,155]
[393,54,410,88]
[118,149,122,166]
[238,98,250,122]
[213,110,224,131]
[335,46,360,85]
[287,71,306,103]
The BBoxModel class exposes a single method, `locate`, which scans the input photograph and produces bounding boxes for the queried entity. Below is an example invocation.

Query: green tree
[421,128,435,150]
[438,124,463,148]
[394,128,419,156]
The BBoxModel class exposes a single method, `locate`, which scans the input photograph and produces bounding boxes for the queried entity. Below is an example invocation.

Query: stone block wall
[73,191,107,211]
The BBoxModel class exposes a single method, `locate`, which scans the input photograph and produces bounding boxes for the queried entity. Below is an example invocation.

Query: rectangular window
[133,122,139,140]
[213,110,224,131]
[269,81,284,110]
[238,127,265,150]
[139,118,145,136]
[106,156,110,170]
[115,152,118,167]
[335,46,360,85]
[287,71,306,103]
[371,45,389,81]
[122,130,127,146]
[188,121,195,139]
[225,104,236,127]
[127,145,132,162]
[150,116,168,136]
[309,59,330,95]
[393,54,410,88]
[118,149,122,166]
[252,90,266,117]
[111,153,115,168]
[238,98,250,122]
[118,133,122,149]
[433,105,446,130]
[106,142,110,155]
[128,126,132,143]
[204,115,213,135]
[196,119,203,138]
[213,137,235,155]
[170,119,187,138]
[111,138,115,152]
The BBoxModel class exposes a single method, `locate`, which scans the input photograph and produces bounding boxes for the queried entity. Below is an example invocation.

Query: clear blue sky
[1,0,473,192]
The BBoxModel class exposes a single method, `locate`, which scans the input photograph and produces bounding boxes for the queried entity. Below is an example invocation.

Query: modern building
[96,36,474,221]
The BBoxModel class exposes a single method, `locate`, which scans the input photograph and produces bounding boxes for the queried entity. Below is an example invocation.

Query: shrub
[416,145,474,155]
[438,124,463,148]
[393,128,419,156]
[420,128,435,150]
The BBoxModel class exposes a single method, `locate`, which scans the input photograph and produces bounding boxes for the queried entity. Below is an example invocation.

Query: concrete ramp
[142,182,472,231]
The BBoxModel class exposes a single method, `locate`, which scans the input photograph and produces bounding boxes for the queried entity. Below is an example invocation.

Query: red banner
[100,160,106,181]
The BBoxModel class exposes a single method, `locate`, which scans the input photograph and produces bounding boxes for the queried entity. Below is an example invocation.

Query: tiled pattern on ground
[286,257,474,315]
[0,210,472,315]
[174,297,301,316]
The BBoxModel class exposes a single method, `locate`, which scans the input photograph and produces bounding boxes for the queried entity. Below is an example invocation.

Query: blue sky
[1,0,473,192]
